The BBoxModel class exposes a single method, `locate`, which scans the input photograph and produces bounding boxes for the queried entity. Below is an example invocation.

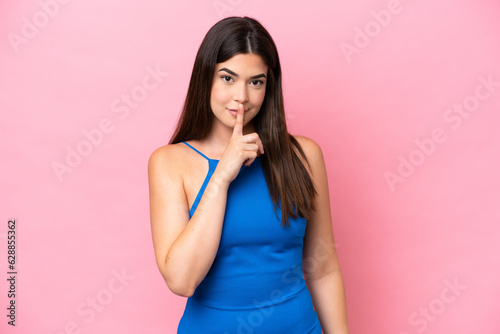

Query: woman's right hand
[214,103,265,184]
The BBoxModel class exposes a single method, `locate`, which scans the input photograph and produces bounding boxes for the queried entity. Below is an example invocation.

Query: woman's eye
[251,80,264,86]
[221,75,263,87]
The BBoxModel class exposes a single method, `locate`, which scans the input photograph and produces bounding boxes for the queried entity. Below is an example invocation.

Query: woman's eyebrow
[218,68,266,79]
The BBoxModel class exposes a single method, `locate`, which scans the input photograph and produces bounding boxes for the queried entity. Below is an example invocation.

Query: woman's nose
[233,82,248,103]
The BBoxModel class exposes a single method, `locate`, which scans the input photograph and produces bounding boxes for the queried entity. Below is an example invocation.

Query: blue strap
[182,141,210,160]
[189,160,218,217]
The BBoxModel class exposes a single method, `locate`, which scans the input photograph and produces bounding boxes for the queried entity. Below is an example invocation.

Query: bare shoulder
[291,134,325,175]
[292,135,322,157]
[147,143,187,181]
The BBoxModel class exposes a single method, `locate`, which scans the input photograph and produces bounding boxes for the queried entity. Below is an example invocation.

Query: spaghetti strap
[181,141,219,217]
[181,141,211,160]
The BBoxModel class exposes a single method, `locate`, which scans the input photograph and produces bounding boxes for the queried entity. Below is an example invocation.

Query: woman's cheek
[213,80,230,98]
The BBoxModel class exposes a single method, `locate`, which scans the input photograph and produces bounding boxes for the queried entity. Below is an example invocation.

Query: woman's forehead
[216,53,268,72]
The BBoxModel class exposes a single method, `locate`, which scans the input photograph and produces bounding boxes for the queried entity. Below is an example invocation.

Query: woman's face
[210,53,268,131]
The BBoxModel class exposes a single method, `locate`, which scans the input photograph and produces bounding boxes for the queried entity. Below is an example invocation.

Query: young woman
[148,16,349,333]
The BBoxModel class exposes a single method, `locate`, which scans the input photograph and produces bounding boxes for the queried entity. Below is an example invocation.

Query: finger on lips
[232,104,243,137]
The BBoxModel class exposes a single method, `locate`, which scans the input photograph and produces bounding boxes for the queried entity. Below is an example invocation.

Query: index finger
[231,103,244,138]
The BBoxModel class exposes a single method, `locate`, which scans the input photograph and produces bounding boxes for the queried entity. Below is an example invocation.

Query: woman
[148,16,349,333]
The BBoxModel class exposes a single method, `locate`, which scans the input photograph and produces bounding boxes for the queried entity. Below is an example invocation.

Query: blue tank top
[181,140,308,309]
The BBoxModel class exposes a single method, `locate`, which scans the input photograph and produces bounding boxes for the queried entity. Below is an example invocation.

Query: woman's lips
[227,108,249,116]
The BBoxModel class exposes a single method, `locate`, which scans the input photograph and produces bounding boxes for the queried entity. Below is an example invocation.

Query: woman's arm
[148,145,231,297]
[149,106,263,298]
[294,135,349,334]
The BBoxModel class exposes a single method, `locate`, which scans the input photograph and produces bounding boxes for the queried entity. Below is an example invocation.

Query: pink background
[1,0,499,333]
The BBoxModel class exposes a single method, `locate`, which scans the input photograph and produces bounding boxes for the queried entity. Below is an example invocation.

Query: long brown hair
[169,16,317,227]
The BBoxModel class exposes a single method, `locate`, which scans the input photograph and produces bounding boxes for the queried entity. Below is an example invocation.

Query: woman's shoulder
[149,142,183,161]
[291,134,323,161]
[147,142,190,178]
[290,134,326,179]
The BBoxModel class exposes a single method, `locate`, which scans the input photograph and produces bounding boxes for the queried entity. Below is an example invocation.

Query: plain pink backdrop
[1,0,499,333]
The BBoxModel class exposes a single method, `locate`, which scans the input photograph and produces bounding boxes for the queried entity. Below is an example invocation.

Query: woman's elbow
[168,281,195,297]
[162,272,196,297]
[156,258,197,297]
